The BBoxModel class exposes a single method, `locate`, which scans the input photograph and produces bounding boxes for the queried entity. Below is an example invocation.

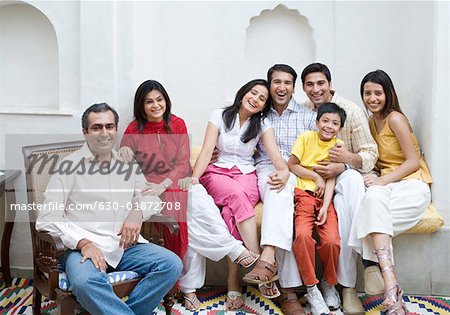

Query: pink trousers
[200,165,260,240]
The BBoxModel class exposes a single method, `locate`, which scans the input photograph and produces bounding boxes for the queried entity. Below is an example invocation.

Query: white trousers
[356,179,430,263]
[257,165,303,288]
[333,169,366,288]
[179,184,245,293]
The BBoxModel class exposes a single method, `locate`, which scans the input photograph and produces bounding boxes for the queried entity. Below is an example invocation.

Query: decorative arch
[0,2,59,110]
[245,4,316,79]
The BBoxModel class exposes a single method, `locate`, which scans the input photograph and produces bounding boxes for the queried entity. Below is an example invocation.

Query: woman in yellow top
[356,69,432,315]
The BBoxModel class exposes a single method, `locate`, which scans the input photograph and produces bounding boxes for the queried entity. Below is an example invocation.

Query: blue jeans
[61,243,182,315]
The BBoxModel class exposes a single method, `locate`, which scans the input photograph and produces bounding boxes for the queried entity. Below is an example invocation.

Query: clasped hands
[267,168,290,192]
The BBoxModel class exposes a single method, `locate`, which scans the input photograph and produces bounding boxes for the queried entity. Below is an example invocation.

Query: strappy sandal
[183,293,201,311]
[242,259,279,284]
[226,291,244,310]
[373,246,409,315]
[258,281,281,299]
[234,249,260,268]
[278,292,305,315]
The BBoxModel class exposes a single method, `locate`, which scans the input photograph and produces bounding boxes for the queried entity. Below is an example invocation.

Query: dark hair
[317,102,346,127]
[360,69,403,118]
[301,63,332,84]
[267,64,298,85]
[133,80,173,133]
[222,79,271,143]
[82,103,119,130]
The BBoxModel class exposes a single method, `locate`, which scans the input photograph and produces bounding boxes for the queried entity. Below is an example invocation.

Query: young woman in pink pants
[179,79,289,309]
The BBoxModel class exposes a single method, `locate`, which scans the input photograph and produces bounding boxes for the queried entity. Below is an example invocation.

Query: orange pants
[293,189,340,286]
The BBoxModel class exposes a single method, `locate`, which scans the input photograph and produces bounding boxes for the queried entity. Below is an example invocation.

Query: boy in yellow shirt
[288,102,346,315]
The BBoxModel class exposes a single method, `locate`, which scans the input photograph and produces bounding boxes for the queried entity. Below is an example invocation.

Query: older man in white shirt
[36,103,182,315]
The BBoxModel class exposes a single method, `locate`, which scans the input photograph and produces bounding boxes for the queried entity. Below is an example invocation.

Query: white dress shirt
[36,143,162,267]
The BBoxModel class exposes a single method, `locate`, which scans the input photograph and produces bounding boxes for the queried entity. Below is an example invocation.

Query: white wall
[1,0,448,294]
[0,3,58,110]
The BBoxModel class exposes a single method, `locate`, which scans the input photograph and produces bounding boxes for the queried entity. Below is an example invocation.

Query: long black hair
[222,79,271,143]
[133,80,173,133]
[360,70,403,118]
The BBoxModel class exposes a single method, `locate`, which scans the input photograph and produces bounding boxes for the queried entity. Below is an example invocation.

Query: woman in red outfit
[120,80,190,260]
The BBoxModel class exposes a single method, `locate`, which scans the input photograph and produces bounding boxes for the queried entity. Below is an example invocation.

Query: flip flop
[234,249,260,268]
[226,290,244,310]
[258,281,281,299]
[183,293,201,311]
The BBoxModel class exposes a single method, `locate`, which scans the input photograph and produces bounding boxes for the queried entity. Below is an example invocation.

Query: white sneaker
[320,279,341,310]
[305,285,330,315]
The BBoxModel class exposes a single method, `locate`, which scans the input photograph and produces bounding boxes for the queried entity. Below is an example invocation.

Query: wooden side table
[0,170,21,286]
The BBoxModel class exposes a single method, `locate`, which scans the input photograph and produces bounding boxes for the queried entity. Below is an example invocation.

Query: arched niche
[245,4,315,78]
[0,2,58,111]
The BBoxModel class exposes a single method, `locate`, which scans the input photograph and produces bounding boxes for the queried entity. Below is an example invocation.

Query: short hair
[81,103,119,130]
[317,102,346,127]
[267,64,298,85]
[301,63,332,84]
[360,69,403,118]
[133,80,173,133]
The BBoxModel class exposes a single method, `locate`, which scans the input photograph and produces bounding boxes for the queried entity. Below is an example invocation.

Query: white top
[36,143,162,268]
[210,108,271,174]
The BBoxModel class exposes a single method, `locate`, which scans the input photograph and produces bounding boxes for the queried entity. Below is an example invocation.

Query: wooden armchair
[23,141,179,315]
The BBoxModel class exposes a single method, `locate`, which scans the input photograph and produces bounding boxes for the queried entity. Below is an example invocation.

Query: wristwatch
[344,163,351,170]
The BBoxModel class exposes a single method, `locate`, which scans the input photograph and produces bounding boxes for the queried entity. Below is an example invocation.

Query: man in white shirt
[36,103,182,315]
[243,64,316,315]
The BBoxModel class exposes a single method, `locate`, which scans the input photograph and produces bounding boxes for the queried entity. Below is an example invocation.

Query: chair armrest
[144,214,180,234]
[34,230,66,257]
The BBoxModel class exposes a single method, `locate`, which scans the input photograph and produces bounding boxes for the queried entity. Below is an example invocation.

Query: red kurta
[121,115,190,259]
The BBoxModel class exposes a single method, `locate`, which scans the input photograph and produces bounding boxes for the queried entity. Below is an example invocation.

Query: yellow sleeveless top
[369,112,432,183]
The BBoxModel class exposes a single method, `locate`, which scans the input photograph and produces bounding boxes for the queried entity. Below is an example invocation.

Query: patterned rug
[2,277,450,314]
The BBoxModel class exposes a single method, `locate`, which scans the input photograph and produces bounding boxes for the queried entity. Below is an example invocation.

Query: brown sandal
[242,259,278,284]
[258,281,281,299]
[279,292,305,315]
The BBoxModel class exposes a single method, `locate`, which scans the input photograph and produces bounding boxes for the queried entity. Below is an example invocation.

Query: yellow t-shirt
[291,130,344,191]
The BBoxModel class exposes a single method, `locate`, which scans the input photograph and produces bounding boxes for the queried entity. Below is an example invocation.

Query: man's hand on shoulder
[313,161,345,179]
[78,240,107,272]
[118,209,143,249]
[118,146,135,163]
